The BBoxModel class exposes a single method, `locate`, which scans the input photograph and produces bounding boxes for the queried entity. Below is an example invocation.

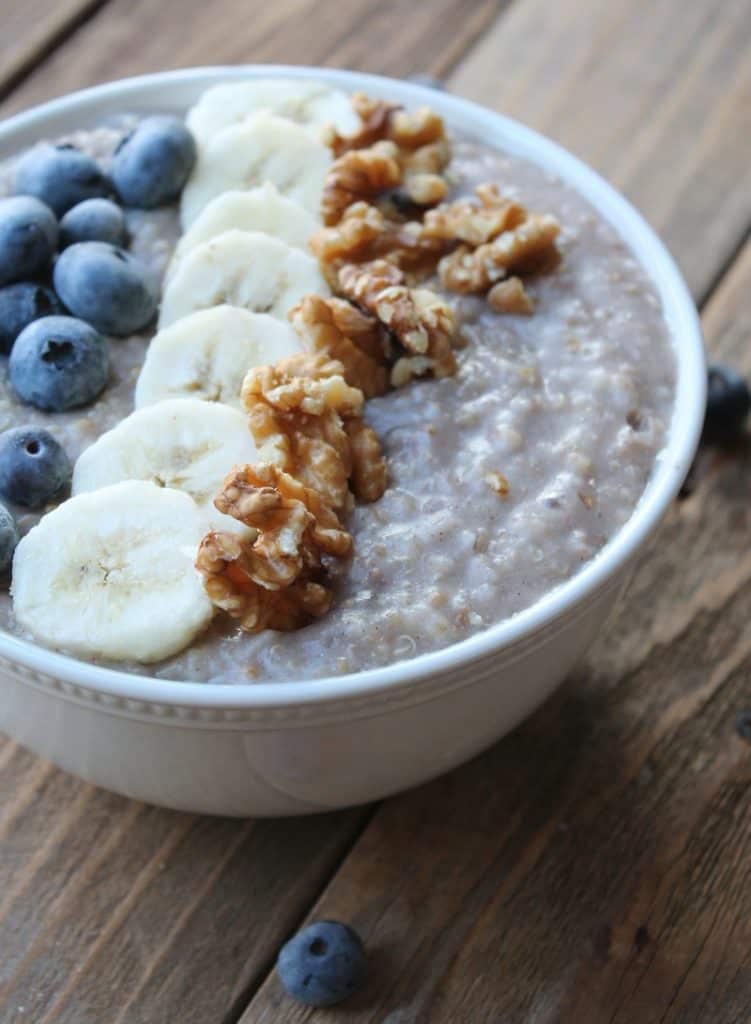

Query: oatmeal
[0,111,675,683]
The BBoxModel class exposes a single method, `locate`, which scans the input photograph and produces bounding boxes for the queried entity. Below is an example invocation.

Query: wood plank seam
[219,804,380,1024]
[0,0,114,104]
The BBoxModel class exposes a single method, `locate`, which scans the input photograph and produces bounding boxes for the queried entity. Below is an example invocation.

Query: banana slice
[168,185,317,281]
[11,481,213,664]
[180,112,330,228]
[72,398,257,531]
[186,78,359,146]
[135,306,301,409]
[158,230,328,328]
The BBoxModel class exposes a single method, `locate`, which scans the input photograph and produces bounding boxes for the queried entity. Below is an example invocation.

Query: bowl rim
[0,64,706,709]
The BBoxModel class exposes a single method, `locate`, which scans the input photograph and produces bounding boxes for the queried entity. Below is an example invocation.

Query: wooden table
[1,1,750,1020]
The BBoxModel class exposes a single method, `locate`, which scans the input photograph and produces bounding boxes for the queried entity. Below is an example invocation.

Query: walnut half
[196,463,350,634]
[338,260,457,384]
[241,352,387,512]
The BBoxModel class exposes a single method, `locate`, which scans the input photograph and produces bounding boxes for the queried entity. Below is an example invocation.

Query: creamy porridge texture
[0,111,674,682]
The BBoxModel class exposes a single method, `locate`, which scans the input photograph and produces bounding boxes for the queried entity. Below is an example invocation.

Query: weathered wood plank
[0,774,369,1024]
[0,0,109,99]
[239,240,751,1023]
[448,0,751,301]
[0,0,505,119]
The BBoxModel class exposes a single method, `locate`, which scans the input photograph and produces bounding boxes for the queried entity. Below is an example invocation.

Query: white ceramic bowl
[0,67,705,816]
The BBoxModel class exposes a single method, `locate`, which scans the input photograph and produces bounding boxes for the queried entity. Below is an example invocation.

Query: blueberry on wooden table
[112,116,197,208]
[278,920,366,1007]
[9,315,109,412]
[702,363,751,444]
[0,503,18,574]
[60,198,126,248]
[53,241,157,336]
[15,143,110,217]
[0,283,62,355]
[0,428,71,509]
[0,196,58,286]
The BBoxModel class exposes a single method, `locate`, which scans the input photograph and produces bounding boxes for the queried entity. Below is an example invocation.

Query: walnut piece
[485,470,510,498]
[322,94,451,224]
[438,213,561,293]
[345,419,388,503]
[322,141,402,226]
[196,463,351,634]
[289,293,390,398]
[487,277,534,315]
[338,260,457,383]
[422,184,527,246]
[241,352,386,512]
[324,93,401,155]
[310,201,448,285]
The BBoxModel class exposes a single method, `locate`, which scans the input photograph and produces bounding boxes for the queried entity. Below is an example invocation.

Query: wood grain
[0,754,369,1024]
[0,0,505,118]
[0,0,109,100]
[448,0,751,301]
[240,240,751,1022]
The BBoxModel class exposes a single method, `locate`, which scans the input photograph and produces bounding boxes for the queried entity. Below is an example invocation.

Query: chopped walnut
[241,352,386,511]
[196,464,350,633]
[310,201,448,285]
[289,293,390,398]
[322,94,451,223]
[438,213,561,293]
[345,419,388,502]
[338,261,457,382]
[485,471,510,498]
[324,93,401,155]
[326,93,446,156]
[487,277,534,315]
[322,141,402,226]
[215,463,352,558]
[422,184,527,246]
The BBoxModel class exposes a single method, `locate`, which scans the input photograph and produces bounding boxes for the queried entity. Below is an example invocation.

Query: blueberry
[0,503,18,574]
[60,198,126,248]
[15,143,110,217]
[53,242,157,336]
[406,73,445,90]
[0,428,71,508]
[278,920,366,1007]
[9,315,109,411]
[703,363,751,444]
[112,116,197,208]
[0,283,63,355]
[0,196,58,286]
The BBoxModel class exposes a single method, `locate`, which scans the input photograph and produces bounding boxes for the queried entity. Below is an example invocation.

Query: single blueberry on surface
[15,143,110,217]
[9,315,109,411]
[0,428,71,508]
[112,116,197,208]
[278,920,366,1007]
[0,503,18,574]
[702,363,751,444]
[0,283,63,355]
[60,198,126,248]
[0,196,58,286]
[53,241,157,336]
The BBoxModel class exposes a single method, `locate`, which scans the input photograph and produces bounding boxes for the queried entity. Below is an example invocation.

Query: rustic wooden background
[1,1,750,1021]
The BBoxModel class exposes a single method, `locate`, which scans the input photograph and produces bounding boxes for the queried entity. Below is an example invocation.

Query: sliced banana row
[13,79,353,663]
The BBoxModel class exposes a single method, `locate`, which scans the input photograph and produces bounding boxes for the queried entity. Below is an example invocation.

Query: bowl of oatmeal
[0,67,704,816]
